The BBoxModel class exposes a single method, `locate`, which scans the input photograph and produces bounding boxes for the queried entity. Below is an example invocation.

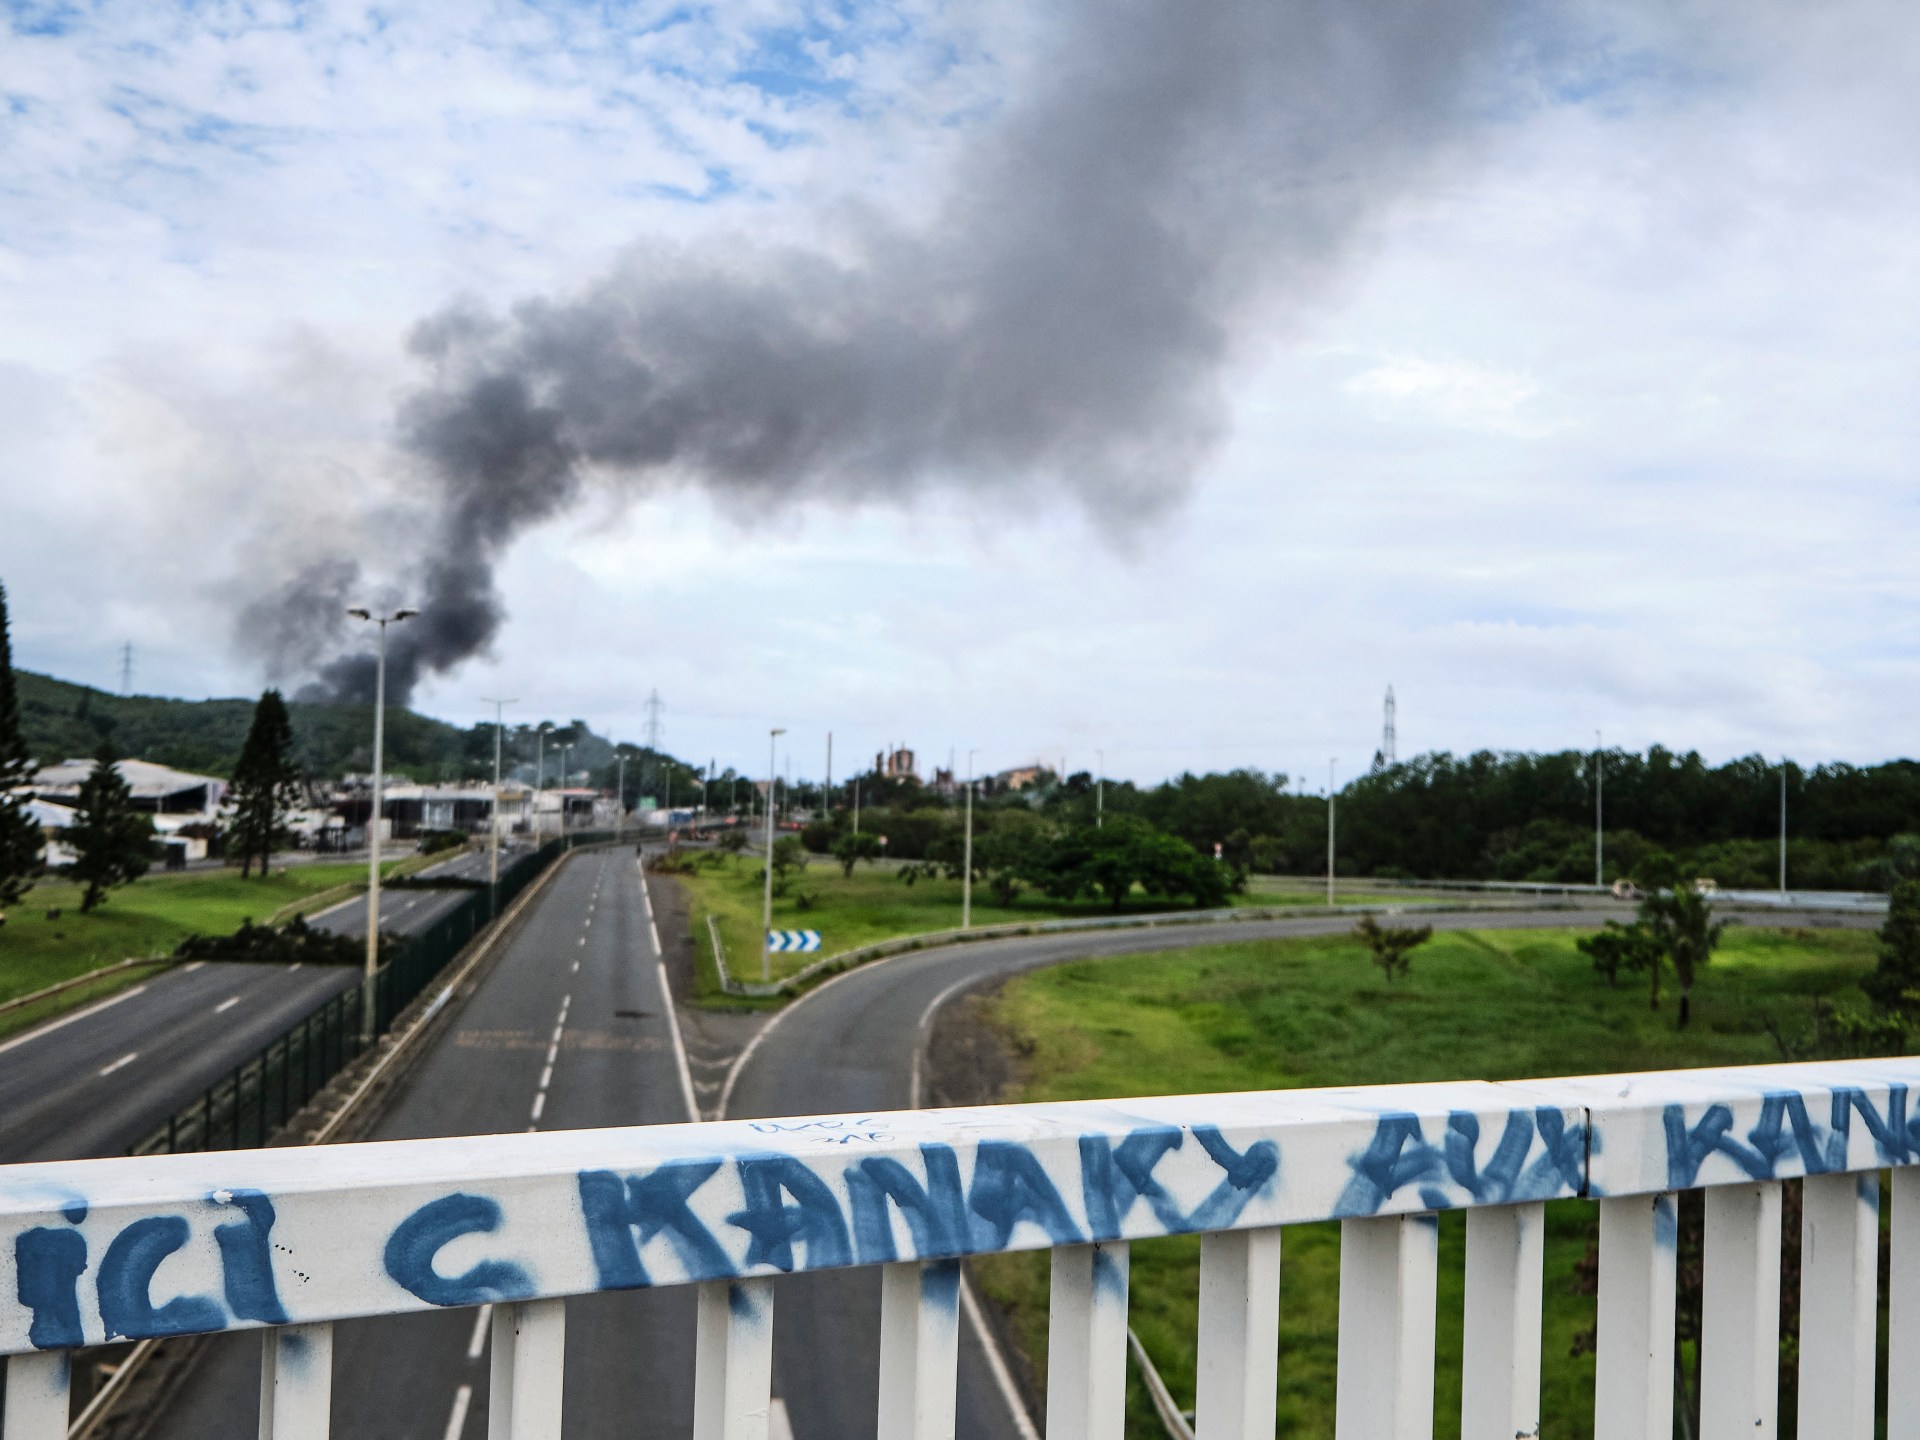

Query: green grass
[0,857,440,1037]
[973,923,1880,1438]
[676,853,1219,990]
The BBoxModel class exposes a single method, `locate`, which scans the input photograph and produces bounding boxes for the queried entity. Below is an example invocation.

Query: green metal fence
[132,830,624,1156]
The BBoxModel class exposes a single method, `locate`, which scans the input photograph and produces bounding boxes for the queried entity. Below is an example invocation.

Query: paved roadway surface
[0,845,517,1164]
[136,886,1875,1439]
[148,846,706,1440]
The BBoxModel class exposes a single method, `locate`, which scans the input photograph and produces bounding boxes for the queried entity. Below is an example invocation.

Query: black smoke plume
[262,0,1510,704]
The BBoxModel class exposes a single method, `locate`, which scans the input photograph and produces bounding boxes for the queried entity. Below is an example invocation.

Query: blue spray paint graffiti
[382,1194,532,1306]
[1335,1107,1588,1216]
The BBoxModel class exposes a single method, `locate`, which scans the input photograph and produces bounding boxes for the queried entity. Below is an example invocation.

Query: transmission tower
[1372,685,1397,772]
[120,642,134,696]
[643,690,664,753]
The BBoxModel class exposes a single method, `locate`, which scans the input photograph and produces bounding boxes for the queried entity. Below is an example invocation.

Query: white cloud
[1,0,1917,782]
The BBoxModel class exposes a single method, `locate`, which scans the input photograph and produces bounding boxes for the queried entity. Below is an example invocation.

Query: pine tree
[0,580,43,911]
[1864,880,1920,1020]
[229,689,301,878]
[68,742,152,911]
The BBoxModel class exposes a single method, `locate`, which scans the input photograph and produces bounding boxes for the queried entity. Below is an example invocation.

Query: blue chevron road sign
[766,929,822,954]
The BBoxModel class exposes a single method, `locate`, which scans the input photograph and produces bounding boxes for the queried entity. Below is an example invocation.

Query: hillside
[16,670,474,780]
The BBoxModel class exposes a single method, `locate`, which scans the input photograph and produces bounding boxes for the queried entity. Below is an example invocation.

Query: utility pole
[348,606,416,1043]
[826,733,833,813]
[963,749,978,928]
[616,752,627,841]
[1326,758,1337,905]
[1780,761,1788,896]
[1096,749,1105,828]
[1594,730,1604,888]
[481,697,516,909]
[762,728,785,982]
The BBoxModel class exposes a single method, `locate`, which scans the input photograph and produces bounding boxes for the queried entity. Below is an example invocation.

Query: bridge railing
[5,1055,1918,1438]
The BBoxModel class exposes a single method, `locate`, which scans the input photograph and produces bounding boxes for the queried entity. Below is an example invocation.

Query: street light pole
[1326,758,1337,906]
[348,606,415,1044]
[1780,761,1788,896]
[762,728,785,982]
[616,753,627,842]
[534,723,551,836]
[481,697,515,911]
[1096,749,1104,829]
[963,748,979,928]
[558,743,573,834]
[1594,730,1604,888]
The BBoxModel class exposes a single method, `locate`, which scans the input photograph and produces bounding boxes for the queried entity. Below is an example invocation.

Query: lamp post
[481,697,515,911]
[1780,761,1789,897]
[558,743,573,834]
[762,728,786,982]
[534,723,552,837]
[963,748,979,929]
[1326,758,1337,906]
[1096,749,1105,829]
[1594,730,1604,889]
[348,606,415,1044]
[616,752,627,842]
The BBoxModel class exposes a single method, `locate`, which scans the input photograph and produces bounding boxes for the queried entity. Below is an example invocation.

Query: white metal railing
[5,1056,1920,1438]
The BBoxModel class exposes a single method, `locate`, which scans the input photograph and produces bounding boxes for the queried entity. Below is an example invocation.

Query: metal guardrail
[4,1056,1919,1439]
[127,832,625,1157]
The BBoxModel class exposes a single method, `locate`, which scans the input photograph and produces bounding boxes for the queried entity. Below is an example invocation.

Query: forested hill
[16,670,472,779]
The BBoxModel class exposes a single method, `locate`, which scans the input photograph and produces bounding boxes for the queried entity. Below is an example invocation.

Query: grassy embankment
[675,853,1351,997]
[970,923,1881,1439]
[0,854,445,1040]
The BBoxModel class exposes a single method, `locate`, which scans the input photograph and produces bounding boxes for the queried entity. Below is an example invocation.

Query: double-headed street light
[762,728,786,982]
[348,606,416,1044]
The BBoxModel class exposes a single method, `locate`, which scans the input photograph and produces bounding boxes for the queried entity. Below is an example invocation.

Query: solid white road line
[442,1383,473,1440]
[213,996,240,1014]
[0,984,150,1058]
[648,919,662,952]
[466,1304,492,1360]
[98,1052,138,1077]
[909,973,980,1110]
[658,962,700,1122]
[960,1272,1043,1440]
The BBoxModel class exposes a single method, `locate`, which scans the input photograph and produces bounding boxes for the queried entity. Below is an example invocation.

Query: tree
[1032,817,1227,911]
[975,814,1044,908]
[1864,879,1920,1022]
[832,830,882,878]
[717,827,749,856]
[67,743,152,911]
[1352,914,1432,983]
[1578,921,1665,994]
[1633,852,1727,1028]
[229,689,302,878]
[0,580,42,911]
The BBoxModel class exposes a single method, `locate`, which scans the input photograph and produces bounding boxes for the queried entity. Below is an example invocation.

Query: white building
[25,758,226,862]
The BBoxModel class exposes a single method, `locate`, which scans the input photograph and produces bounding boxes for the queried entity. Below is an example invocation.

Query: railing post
[1700,1182,1781,1439]
[3,1352,70,1438]
[693,1278,776,1440]
[877,1259,961,1440]
[259,1322,333,1440]
[1460,1201,1543,1440]
[1892,1168,1920,1439]
[1594,1193,1676,1440]
[1798,1172,1878,1440]
[1046,1241,1130,1440]
[1195,1227,1281,1440]
[1335,1213,1437,1440]
[487,1299,565,1440]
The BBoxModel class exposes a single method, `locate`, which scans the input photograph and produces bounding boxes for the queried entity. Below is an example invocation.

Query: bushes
[172,914,383,966]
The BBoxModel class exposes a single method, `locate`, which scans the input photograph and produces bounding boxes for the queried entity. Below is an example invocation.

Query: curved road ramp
[0,1056,1913,1438]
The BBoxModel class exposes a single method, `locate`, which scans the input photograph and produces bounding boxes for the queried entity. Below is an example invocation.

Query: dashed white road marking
[546,1042,558,1065]
[539,1065,553,1089]
[99,1052,138,1077]
[181,961,205,973]
[214,996,241,1014]
[0,984,151,1058]
[288,962,302,973]
[466,1304,492,1360]
[442,1383,473,1440]
[530,1092,546,1122]
[571,959,580,973]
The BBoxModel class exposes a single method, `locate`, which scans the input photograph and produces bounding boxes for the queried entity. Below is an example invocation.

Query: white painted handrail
[4,1056,1919,1437]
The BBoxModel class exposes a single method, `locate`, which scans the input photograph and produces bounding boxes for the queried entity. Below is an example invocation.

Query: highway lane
[0,959,361,1162]
[148,846,711,1440]
[0,843,514,1165]
[722,900,1881,1440]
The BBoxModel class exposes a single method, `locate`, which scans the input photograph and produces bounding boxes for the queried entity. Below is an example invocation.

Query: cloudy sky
[1,0,1915,787]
